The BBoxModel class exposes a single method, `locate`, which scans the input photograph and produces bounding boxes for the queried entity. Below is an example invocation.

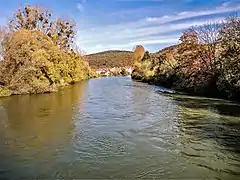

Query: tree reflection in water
[0,81,88,178]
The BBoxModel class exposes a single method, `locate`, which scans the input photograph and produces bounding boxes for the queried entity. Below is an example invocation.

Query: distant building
[96,69,103,75]
[95,66,133,76]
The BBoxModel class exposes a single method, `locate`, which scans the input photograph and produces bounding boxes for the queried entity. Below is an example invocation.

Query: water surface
[0,76,240,179]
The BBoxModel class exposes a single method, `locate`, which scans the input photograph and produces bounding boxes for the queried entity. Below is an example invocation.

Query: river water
[0,76,240,179]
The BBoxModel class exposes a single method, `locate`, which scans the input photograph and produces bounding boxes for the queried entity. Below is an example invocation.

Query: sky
[0,0,239,54]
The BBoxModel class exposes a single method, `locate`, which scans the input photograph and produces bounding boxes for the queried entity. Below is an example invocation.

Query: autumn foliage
[86,50,133,69]
[132,15,240,100]
[132,45,145,63]
[9,6,76,50]
[0,5,93,97]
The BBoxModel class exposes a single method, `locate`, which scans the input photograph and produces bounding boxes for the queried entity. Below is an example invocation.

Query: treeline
[0,5,95,97]
[132,15,240,101]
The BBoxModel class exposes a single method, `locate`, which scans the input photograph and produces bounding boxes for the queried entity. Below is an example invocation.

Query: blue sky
[0,0,240,54]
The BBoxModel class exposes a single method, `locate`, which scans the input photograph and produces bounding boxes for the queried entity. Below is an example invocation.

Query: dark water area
[0,76,240,179]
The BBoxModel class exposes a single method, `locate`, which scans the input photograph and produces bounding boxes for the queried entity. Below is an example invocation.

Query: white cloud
[145,17,158,22]
[143,2,240,23]
[130,38,178,45]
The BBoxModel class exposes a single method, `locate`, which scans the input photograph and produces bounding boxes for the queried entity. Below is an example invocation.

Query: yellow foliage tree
[0,29,92,95]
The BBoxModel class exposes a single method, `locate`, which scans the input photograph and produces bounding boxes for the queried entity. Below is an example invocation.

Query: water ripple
[0,77,240,179]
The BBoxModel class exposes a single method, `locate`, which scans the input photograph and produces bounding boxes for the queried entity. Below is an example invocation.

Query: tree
[219,15,240,62]
[172,22,222,93]
[217,15,240,98]
[179,22,222,73]
[9,5,76,50]
[179,29,198,44]
[132,45,145,62]
[191,22,222,72]
[0,29,92,95]
[178,28,202,79]
[0,26,9,60]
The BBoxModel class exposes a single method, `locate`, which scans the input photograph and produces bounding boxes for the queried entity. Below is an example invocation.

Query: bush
[0,87,12,97]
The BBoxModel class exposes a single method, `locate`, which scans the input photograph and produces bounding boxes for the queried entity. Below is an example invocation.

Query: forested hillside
[85,50,133,69]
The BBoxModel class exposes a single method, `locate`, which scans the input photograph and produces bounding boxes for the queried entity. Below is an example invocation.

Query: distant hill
[152,44,179,57]
[85,50,133,69]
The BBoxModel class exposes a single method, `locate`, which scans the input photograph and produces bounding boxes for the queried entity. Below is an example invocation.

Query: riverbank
[132,77,234,102]
[131,60,240,102]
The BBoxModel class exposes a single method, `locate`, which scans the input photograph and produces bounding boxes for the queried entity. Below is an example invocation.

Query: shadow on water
[0,81,88,179]
[165,94,240,155]
[173,95,240,117]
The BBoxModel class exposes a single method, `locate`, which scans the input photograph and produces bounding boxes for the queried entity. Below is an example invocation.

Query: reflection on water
[0,81,88,178]
[169,95,240,178]
[0,76,240,179]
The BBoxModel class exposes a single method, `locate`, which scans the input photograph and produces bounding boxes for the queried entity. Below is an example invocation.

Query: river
[0,76,240,179]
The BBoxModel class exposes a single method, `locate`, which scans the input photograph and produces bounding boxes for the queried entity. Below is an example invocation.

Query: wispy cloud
[143,2,240,23]
[79,17,223,43]
[77,18,223,53]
